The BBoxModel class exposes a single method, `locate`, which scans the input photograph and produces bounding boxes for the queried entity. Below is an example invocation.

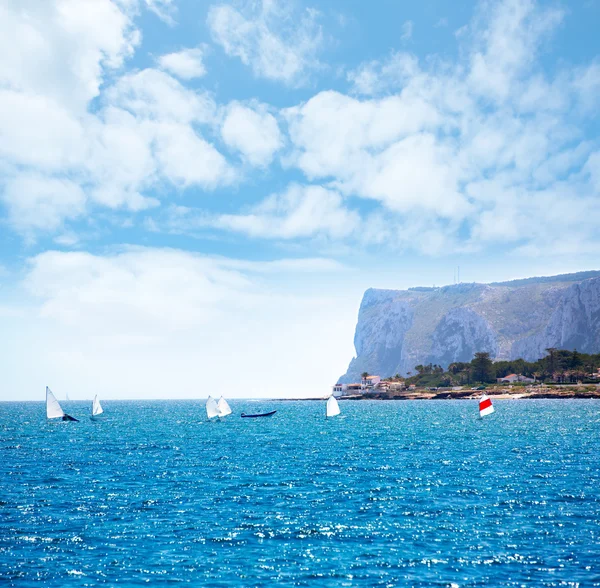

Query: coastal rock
[341,289,415,383]
[427,307,498,366]
[512,277,600,359]
[340,271,600,382]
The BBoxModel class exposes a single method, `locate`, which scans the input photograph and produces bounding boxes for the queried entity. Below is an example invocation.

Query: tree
[448,362,469,375]
[471,352,494,383]
[546,348,558,374]
[570,349,583,369]
[440,374,453,387]
[361,372,369,379]
[462,365,472,385]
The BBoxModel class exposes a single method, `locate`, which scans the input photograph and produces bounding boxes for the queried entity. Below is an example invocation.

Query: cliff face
[340,272,600,383]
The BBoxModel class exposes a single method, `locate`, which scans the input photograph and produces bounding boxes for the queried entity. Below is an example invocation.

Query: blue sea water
[1,399,600,587]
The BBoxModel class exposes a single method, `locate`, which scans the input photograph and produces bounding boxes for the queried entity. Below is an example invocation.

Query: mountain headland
[340,271,600,383]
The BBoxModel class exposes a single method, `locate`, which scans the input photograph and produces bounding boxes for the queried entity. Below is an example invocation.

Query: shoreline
[335,386,600,401]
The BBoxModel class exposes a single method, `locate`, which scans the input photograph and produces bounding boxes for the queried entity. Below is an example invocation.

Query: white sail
[92,395,104,416]
[217,396,232,417]
[326,395,341,418]
[46,386,65,419]
[206,396,220,419]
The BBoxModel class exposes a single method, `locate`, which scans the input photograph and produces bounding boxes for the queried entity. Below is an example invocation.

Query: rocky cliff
[340,271,600,383]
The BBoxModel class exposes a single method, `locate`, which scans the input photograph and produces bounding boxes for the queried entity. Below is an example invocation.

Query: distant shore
[335,385,600,401]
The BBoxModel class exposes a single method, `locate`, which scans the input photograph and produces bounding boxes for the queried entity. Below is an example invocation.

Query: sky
[1,0,600,401]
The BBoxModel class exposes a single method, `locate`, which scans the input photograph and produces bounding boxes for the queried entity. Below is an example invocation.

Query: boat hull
[240,411,277,418]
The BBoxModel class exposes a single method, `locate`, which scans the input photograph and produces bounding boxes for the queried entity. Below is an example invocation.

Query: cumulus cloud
[1,176,87,234]
[215,184,360,239]
[347,52,419,96]
[152,122,233,188]
[0,0,140,112]
[466,0,565,103]
[221,102,283,166]
[158,47,207,79]
[148,184,361,242]
[1,0,599,261]
[106,68,216,123]
[0,2,234,236]
[287,0,600,256]
[207,0,323,85]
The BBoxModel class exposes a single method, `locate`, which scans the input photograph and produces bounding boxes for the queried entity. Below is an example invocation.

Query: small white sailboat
[217,396,232,417]
[326,395,341,418]
[46,386,78,422]
[479,393,494,418]
[206,395,220,420]
[91,394,104,419]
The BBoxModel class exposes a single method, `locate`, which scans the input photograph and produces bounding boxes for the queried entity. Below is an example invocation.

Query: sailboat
[217,396,232,417]
[91,394,104,419]
[326,395,341,418]
[46,386,78,422]
[479,393,494,418]
[206,395,220,420]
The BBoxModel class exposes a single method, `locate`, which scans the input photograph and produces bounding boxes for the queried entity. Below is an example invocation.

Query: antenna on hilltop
[458,265,460,284]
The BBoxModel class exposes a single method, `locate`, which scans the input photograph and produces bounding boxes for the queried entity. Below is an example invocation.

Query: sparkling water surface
[1,399,600,586]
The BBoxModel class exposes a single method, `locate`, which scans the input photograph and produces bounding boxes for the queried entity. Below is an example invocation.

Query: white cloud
[0,0,148,226]
[401,20,413,42]
[215,184,360,239]
[143,0,177,25]
[347,52,419,96]
[585,151,600,192]
[571,61,600,114]
[151,184,361,242]
[106,68,216,124]
[207,0,323,85]
[349,134,470,219]
[0,1,243,237]
[285,0,600,256]
[221,102,283,166]
[1,176,87,234]
[284,91,453,222]
[0,64,234,232]
[1,247,357,400]
[467,0,564,103]
[153,122,234,188]
[96,69,234,193]
[0,0,140,112]
[86,106,158,210]
[0,1,235,233]
[158,47,207,79]
[0,90,85,171]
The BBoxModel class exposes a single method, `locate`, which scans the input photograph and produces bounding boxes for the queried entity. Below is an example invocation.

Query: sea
[1,399,599,587]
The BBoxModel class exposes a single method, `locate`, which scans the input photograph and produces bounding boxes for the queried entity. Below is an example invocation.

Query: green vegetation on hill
[490,270,600,287]
[401,349,600,387]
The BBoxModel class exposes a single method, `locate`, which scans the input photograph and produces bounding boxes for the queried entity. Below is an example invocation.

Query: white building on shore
[497,373,535,384]
[361,375,381,389]
[332,383,346,396]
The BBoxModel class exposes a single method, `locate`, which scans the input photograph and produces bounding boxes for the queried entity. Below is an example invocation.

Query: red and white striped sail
[479,394,494,417]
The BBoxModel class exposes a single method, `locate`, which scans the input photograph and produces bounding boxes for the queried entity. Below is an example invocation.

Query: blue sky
[1,0,599,400]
